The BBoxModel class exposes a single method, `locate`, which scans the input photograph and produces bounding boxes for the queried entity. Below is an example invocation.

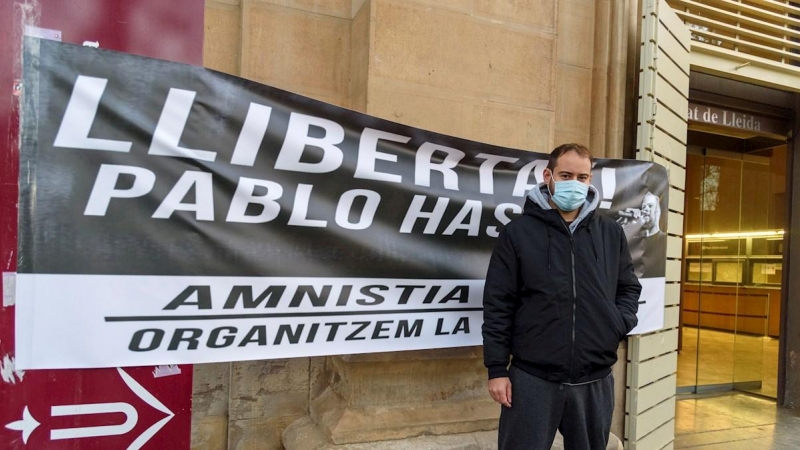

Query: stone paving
[675,392,800,449]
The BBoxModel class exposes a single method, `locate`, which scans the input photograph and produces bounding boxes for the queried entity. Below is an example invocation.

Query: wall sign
[687,102,788,137]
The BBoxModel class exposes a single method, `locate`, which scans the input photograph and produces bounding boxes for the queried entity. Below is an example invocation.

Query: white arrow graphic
[5,406,40,444]
[3,368,175,449]
[116,367,175,450]
[50,402,138,440]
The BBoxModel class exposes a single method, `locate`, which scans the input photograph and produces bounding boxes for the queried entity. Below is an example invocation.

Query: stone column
[589,0,631,159]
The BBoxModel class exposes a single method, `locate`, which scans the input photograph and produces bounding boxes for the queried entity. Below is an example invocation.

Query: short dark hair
[547,143,593,172]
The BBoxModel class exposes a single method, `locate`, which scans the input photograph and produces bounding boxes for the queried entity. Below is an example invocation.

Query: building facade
[198,0,670,449]
[198,1,800,449]
[4,0,800,449]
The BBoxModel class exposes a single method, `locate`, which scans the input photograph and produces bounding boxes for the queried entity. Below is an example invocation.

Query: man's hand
[488,377,512,408]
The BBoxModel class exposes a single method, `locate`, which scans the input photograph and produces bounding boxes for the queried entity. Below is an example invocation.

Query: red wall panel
[1,2,204,448]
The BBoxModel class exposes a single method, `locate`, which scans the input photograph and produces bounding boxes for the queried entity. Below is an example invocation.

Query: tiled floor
[677,327,779,398]
[675,393,800,449]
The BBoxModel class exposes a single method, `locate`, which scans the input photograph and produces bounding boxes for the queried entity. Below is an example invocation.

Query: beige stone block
[229,359,310,421]
[467,102,554,153]
[327,354,488,407]
[349,90,367,113]
[191,415,228,450]
[310,356,330,400]
[204,2,242,75]
[371,0,556,110]
[248,0,355,19]
[284,417,499,449]
[401,0,474,14]
[306,353,497,444]
[555,63,593,133]
[349,0,370,112]
[305,92,346,107]
[474,0,556,31]
[313,392,498,444]
[193,362,231,417]
[339,346,483,363]
[554,126,589,148]
[557,0,596,68]
[229,416,297,450]
[367,79,469,139]
[473,430,497,450]
[351,0,367,17]
[282,417,330,449]
[241,1,350,105]
[553,64,592,147]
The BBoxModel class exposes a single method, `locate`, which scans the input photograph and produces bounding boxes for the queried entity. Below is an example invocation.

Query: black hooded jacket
[482,184,642,384]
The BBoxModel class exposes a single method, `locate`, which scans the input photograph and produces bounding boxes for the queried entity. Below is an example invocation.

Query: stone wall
[197,1,634,448]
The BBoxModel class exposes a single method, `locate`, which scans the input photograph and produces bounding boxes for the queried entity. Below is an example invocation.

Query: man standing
[482,144,641,450]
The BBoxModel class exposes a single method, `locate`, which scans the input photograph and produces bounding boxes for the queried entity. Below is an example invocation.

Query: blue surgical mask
[549,180,588,212]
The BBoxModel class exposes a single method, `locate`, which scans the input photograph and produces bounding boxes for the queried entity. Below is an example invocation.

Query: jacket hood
[526,182,600,233]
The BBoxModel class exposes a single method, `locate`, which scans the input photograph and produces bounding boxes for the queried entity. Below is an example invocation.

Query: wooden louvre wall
[668,0,800,67]
[629,0,690,449]
[667,0,800,93]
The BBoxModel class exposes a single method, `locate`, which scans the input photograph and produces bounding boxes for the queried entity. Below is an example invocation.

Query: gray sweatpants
[498,366,614,450]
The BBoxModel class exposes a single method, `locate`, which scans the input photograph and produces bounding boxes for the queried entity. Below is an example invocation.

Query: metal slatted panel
[668,0,800,68]
[629,1,690,449]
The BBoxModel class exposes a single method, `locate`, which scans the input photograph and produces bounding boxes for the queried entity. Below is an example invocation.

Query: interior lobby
[673,95,794,447]
[678,134,786,399]
[676,71,792,402]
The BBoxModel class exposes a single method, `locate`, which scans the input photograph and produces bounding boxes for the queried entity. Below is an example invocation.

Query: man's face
[544,151,593,193]
[640,194,660,230]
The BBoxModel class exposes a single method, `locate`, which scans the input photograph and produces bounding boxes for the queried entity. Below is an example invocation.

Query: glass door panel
[677,152,703,391]
[695,155,741,390]
[679,146,785,398]
[733,160,770,394]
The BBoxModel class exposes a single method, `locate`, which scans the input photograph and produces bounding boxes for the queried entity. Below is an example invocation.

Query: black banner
[16,38,668,369]
[20,38,667,278]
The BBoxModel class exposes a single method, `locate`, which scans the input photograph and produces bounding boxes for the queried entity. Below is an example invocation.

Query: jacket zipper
[569,234,577,383]
[562,219,577,384]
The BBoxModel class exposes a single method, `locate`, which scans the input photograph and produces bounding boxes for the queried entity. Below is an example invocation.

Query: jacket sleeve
[615,225,642,335]
[482,226,520,379]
